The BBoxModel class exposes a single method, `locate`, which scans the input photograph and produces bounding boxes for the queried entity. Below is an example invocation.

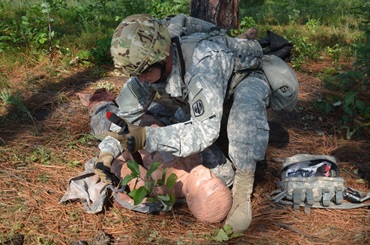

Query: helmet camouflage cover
[111,14,171,76]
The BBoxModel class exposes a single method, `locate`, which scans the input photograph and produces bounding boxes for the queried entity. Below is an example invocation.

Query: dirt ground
[0,58,369,244]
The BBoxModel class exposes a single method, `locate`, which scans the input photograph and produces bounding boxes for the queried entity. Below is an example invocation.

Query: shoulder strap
[171,36,186,80]
[173,31,227,73]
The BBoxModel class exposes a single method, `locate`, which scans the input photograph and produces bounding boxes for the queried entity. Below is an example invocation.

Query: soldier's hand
[106,122,146,153]
[94,152,114,184]
[125,121,146,153]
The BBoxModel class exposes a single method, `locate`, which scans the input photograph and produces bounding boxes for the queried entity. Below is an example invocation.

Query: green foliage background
[0,0,367,65]
[240,0,365,26]
[0,0,369,134]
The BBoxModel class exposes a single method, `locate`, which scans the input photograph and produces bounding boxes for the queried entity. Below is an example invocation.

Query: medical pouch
[270,154,370,213]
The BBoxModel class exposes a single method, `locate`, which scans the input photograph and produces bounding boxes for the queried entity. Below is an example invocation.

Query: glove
[126,121,146,153]
[106,121,146,153]
[94,152,114,184]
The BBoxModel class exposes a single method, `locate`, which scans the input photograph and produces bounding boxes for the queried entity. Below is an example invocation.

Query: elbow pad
[116,77,155,123]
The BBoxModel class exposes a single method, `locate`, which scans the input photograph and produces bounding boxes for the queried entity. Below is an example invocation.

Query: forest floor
[0,56,369,244]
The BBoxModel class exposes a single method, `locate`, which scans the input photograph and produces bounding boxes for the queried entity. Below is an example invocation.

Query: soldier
[95,14,270,233]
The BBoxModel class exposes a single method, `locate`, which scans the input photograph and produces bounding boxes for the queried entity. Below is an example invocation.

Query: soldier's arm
[98,76,155,158]
[115,76,155,124]
[163,14,223,38]
[144,41,234,157]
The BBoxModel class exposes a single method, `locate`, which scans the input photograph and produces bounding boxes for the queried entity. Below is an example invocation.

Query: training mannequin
[111,150,232,223]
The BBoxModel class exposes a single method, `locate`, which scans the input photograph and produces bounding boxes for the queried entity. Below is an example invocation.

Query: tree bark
[190,0,239,31]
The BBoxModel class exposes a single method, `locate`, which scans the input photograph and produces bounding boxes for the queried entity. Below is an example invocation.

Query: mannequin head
[185,165,232,223]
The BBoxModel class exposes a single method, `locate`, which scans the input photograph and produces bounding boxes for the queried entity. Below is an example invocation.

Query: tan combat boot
[225,171,254,233]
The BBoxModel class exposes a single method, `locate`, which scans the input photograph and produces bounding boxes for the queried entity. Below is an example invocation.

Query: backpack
[261,54,299,111]
[172,31,298,112]
[270,154,370,214]
[259,30,293,62]
[163,14,299,111]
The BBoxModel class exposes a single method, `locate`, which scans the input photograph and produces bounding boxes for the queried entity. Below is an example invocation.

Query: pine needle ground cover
[0,56,369,244]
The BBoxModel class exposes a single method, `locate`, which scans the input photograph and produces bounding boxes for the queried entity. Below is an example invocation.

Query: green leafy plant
[68,160,81,167]
[27,146,54,165]
[290,35,319,69]
[314,90,369,139]
[69,50,92,67]
[314,6,370,138]
[291,36,320,60]
[212,224,242,242]
[230,16,257,37]
[288,9,301,24]
[1,2,55,52]
[326,44,343,64]
[90,36,113,66]
[67,133,96,149]
[0,89,33,122]
[150,0,190,19]
[306,18,321,33]
[121,160,177,212]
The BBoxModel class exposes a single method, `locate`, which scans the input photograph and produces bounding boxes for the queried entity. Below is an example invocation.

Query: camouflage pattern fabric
[103,14,271,174]
[227,71,270,172]
[145,38,235,157]
[111,15,171,76]
[161,13,220,38]
[144,39,270,171]
[98,136,123,159]
[90,102,119,140]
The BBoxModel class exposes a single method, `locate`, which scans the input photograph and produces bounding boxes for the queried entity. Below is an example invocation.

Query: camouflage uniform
[99,14,272,233]
[102,14,270,174]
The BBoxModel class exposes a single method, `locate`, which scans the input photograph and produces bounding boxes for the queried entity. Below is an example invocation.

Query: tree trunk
[190,0,239,31]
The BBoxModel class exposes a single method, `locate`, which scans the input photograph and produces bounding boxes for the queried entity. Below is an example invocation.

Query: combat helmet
[111,14,171,76]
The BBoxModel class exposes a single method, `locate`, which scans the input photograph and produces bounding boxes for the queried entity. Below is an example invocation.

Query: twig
[33,164,67,169]
[274,222,312,239]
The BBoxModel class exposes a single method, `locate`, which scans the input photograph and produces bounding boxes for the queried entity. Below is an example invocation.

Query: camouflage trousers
[226,70,270,173]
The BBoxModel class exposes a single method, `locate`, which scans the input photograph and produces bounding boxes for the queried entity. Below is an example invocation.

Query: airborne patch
[188,81,214,121]
[192,100,204,117]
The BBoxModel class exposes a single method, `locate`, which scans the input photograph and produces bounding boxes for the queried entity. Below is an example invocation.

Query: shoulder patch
[188,82,214,121]
[192,100,204,117]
